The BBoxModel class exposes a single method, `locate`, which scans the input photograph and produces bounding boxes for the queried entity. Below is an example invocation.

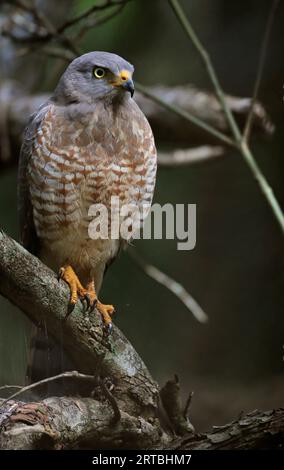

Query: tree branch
[166,408,284,450]
[243,0,280,142]
[158,146,225,167]
[0,230,161,442]
[0,232,283,450]
[0,81,274,170]
[128,249,208,323]
[136,83,235,146]
[0,397,161,450]
[1,397,283,450]
[168,0,284,235]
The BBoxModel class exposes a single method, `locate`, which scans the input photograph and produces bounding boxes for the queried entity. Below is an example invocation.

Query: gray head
[53,51,135,104]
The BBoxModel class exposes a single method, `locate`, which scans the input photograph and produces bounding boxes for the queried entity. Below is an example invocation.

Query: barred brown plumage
[18,51,157,330]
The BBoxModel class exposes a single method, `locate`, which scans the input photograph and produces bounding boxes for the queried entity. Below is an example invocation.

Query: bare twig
[168,0,284,234]
[183,391,194,419]
[168,0,241,142]
[3,0,31,12]
[128,249,208,323]
[0,385,22,392]
[75,3,126,41]
[158,146,225,167]
[0,371,95,408]
[99,377,121,423]
[136,83,235,147]
[243,0,280,142]
[58,0,133,33]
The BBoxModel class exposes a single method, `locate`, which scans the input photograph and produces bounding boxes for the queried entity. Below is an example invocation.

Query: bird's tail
[25,325,91,397]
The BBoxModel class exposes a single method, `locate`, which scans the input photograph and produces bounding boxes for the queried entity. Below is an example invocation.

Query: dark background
[0,0,283,431]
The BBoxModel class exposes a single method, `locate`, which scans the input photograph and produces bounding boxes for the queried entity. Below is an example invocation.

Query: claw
[82,293,97,314]
[60,269,115,329]
[83,293,91,311]
[57,267,64,282]
[103,321,113,336]
[66,301,75,318]
[89,299,97,314]
[80,297,88,313]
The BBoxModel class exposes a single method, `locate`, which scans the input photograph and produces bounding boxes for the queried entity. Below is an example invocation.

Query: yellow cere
[111,70,132,86]
[119,70,131,82]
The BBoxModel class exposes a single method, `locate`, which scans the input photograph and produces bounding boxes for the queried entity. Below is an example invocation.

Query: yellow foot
[59,265,87,314]
[97,301,115,331]
[86,280,115,332]
[85,280,97,311]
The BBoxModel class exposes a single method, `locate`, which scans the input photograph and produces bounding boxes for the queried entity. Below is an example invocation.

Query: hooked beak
[122,79,135,97]
[111,70,135,97]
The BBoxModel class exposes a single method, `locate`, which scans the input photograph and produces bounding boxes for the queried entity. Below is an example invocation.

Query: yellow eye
[93,67,106,79]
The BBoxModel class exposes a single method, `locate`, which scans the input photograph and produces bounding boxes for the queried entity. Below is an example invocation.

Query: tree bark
[167,408,284,450]
[0,229,283,450]
[0,397,162,450]
[0,230,162,447]
[0,397,283,450]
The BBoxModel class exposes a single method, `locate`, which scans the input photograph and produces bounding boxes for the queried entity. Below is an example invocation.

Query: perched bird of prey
[18,51,157,331]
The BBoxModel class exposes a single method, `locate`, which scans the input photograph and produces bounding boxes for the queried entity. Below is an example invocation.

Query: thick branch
[1,398,283,450]
[0,81,273,168]
[167,408,284,450]
[0,230,160,434]
[0,234,283,450]
[0,397,160,450]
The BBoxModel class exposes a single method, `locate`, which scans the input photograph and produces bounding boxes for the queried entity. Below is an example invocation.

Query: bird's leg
[86,280,115,331]
[59,265,87,314]
[85,280,97,309]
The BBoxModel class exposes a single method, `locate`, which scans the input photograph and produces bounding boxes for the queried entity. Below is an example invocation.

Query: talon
[89,297,97,313]
[59,265,87,315]
[85,280,98,314]
[83,293,91,311]
[103,322,112,337]
[80,297,88,313]
[66,301,75,318]
[97,301,115,329]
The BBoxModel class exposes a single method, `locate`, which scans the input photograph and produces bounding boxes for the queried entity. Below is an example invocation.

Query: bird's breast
[29,103,157,244]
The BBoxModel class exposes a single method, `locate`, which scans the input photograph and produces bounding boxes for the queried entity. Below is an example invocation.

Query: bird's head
[53,51,135,104]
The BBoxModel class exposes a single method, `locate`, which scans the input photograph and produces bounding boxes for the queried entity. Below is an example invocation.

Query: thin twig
[0,385,22,392]
[31,1,81,56]
[58,0,133,33]
[128,249,208,323]
[158,146,225,167]
[75,3,126,41]
[39,46,75,62]
[99,377,121,423]
[168,0,242,143]
[136,83,235,147]
[183,391,194,419]
[168,0,284,234]
[3,0,31,12]
[243,0,280,142]
[0,371,95,409]
[2,0,81,57]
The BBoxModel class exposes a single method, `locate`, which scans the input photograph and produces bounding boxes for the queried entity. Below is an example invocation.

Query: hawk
[18,51,157,331]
